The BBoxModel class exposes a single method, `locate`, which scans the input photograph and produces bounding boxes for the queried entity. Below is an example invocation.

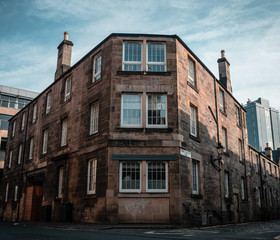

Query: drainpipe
[240,112,248,201]
[214,78,223,218]
[17,104,30,222]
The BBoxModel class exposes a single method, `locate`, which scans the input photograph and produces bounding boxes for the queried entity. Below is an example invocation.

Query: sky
[0,0,280,109]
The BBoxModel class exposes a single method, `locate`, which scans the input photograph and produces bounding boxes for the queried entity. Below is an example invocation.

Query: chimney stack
[55,32,73,80]
[265,143,273,161]
[217,50,232,93]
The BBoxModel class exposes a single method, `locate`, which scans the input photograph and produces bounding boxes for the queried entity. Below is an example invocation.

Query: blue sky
[0,0,280,108]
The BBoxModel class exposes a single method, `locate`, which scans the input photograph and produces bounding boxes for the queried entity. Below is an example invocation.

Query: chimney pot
[64,32,69,41]
[221,50,225,58]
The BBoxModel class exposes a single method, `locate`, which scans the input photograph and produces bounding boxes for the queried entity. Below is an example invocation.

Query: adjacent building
[1,33,279,226]
[245,98,280,151]
[0,85,38,190]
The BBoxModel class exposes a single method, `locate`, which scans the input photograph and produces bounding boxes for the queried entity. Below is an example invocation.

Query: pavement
[0,220,179,230]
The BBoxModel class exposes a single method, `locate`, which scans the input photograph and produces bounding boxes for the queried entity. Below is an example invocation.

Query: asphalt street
[1,220,280,239]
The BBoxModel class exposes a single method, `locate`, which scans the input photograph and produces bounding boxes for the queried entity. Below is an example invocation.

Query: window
[188,57,196,86]
[5,182,9,202]
[8,150,12,168]
[12,120,16,137]
[58,167,63,198]
[0,94,16,108]
[147,94,167,127]
[147,43,166,72]
[274,166,278,178]
[225,171,229,198]
[238,139,243,161]
[14,186,18,202]
[192,160,199,194]
[29,138,34,160]
[120,162,141,192]
[32,103,37,123]
[263,159,266,175]
[241,177,245,200]
[46,92,51,114]
[147,162,168,192]
[121,94,141,127]
[255,154,259,173]
[0,94,30,110]
[0,138,7,162]
[257,187,261,207]
[236,106,241,126]
[90,103,99,135]
[0,114,12,130]
[123,42,142,71]
[21,112,26,131]
[190,105,198,137]
[222,128,227,153]
[219,89,225,112]
[87,159,97,194]
[93,54,102,82]
[268,163,272,175]
[18,144,22,164]
[42,130,48,154]
[61,118,68,147]
[64,78,71,102]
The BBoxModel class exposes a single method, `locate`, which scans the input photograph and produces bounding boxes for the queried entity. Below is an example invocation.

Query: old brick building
[1,33,279,226]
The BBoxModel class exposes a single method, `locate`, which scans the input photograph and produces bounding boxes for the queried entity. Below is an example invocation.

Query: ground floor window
[119,161,168,193]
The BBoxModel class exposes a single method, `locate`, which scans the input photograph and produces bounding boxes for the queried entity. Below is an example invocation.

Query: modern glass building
[245,97,280,151]
[0,85,38,188]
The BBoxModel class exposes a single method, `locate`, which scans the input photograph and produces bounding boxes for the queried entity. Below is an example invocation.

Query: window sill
[220,109,227,117]
[223,152,230,157]
[117,70,172,76]
[88,78,102,89]
[189,134,201,143]
[62,98,71,105]
[86,132,99,139]
[118,193,170,198]
[191,194,203,199]
[224,197,232,203]
[187,81,199,93]
[116,127,173,133]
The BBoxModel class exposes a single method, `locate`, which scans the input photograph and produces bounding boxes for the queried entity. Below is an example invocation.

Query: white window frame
[8,150,12,168]
[122,42,143,71]
[255,154,259,173]
[93,54,102,82]
[46,92,51,114]
[12,120,16,137]
[121,94,142,128]
[119,162,141,193]
[90,103,99,135]
[58,167,63,198]
[32,103,37,123]
[241,177,245,200]
[220,89,225,112]
[188,57,195,86]
[222,127,227,153]
[5,182,9,202]
[64,78,71,102]
[190,105,197,137]
[236,106,240,126]
[146,162,168,193]
[87,159,97,195]
[238,139,243,161]
[146,43,166,72]
[225,171,229,198]
[61,118,68,147]
[42,129,48,154]
[14,185,18,202]
[29,138,34,160]
[21,112,26,131]
[18,144,22,164]
[192,160,199,195]
[146,94,167,128]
